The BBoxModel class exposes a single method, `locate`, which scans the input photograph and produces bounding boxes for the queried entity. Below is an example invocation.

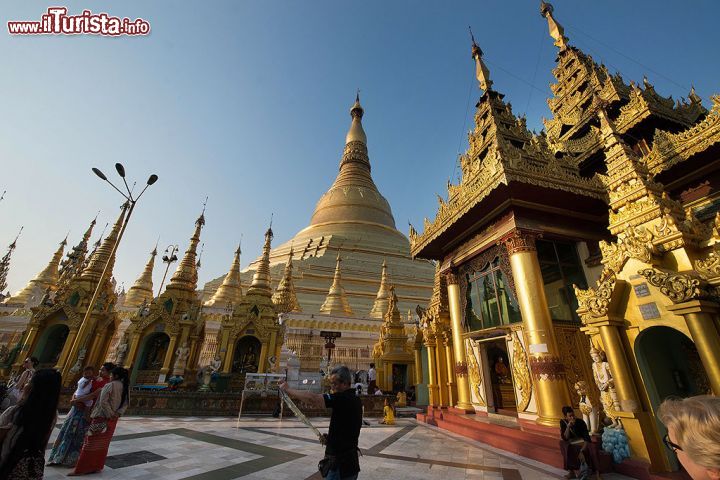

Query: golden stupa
[204,95,435,317]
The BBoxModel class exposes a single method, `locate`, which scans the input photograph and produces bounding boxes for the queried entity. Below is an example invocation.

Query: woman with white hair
[658,395,720,480]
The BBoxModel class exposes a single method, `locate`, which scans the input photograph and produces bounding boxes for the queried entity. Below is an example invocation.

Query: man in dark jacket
[280,365,362,479]
[559,405,598,479]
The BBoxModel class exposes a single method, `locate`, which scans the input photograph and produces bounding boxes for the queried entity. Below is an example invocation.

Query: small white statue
[172,342,190,376]
[574,380,599,434]
[69,347,87,375]
[115,334,129,367]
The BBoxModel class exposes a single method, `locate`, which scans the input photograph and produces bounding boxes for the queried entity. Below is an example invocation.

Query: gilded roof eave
[645,95,720,175]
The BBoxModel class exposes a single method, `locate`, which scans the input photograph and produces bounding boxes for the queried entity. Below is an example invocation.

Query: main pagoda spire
[319,253,353,316]
[4,236,66,305]
[206,243,243,307]
[124,245,157,307]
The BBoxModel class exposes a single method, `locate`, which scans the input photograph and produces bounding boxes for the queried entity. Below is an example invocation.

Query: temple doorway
[232,336,261,373]
[132,332,170,384]
[635,326,710,470]
[35,324,69,368]
[487,341,516,415]
[391,364,407,393]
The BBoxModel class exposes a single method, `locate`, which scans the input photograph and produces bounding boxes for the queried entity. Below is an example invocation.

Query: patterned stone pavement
[43,415,635,479]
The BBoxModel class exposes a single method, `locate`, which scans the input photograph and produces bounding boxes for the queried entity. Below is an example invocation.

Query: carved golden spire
[124,245,157,307]
[540,1,569,50]
[4,236,66,305]
[247,226,274,297]
[319,253,353,316]
[368,259,391,318]
[58,216,96,287]
[167,209,205,293]
[470,28,493,92]
[80,203,128,283]
[206,243,243,307]
[0,227,22,295]
[272,245,301,313]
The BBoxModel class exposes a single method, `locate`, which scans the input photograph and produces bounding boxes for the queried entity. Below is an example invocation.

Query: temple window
[465,257,522,331]
[536,240,588,322]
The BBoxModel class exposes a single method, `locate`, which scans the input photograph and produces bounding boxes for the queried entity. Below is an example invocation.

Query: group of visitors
[0,357,130,479]
[559,395,720,480]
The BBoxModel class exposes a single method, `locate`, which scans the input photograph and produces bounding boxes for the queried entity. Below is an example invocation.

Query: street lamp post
[157,244,179,294]
[62,164,157,380]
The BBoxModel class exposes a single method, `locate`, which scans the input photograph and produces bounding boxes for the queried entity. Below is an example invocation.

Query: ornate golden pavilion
[410,2,719,474]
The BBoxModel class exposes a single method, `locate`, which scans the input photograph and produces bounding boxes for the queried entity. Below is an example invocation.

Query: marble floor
[43,415,635,479]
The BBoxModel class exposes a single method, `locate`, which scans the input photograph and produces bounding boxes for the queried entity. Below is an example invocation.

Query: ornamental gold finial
[469,27,493,92]
[540,1,569,50]
[346,92,367,145]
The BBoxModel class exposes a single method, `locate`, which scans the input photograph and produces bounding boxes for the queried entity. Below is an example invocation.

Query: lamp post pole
[157,244,179,294]
[61,164,157,381]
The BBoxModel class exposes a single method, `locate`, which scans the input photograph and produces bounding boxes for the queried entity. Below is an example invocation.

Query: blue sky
[1,1,718,296]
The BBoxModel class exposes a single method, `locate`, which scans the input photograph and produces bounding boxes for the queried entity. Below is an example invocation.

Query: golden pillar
[596,320,640,410]
[53,328,78,371]
[124,333,142,369]
[444,340,457,406]
[446,271,474,412]
[667,300,720,395]
[434,335,449,406]
[220,330,233,373]
[160,335,178,382]
[14,327,39,370]
[502,230,571,426]
[413,346,423,389]
[258,343,268,374]
[425,339,439,406]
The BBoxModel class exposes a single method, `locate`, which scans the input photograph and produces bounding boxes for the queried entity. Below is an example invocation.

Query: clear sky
[1,1,718,297]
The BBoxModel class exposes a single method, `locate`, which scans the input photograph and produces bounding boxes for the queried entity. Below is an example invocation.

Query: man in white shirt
[368,363,377,394]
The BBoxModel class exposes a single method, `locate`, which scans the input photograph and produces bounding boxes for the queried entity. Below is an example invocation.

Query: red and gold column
[502,229,571,426]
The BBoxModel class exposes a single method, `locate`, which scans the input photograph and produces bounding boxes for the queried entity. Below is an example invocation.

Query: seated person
[379,398,395,425]
[559,406,598,479]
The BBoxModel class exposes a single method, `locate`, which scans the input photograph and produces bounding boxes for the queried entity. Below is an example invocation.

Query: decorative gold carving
[445,269,460,286]
[599,225,656,273]
[638,268,711,303]
[501,229,539,255]
[574,270,616,322]
[528,355,566,381]
[510,331,532,411]
[646,96,720,175]
[695,244,720,280]
[467,347,486,406]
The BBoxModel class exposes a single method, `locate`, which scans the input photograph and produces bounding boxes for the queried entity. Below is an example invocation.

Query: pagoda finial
[57,216,97,287]
[0,227,23,295]
[369,259,391,318]
[540,1,569,50]
[167,204,206,293]
[206,241,244,307]
[346,91,367,145]
[469,27,493,92]
[81,202,128,282]
[320,253,353,316]
[124,244,157,307]
[3,235,67,305]
[247,222,274,297]
[272,245,301,313]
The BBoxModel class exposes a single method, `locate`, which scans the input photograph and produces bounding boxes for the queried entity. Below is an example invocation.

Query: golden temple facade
[410,2,720,475]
